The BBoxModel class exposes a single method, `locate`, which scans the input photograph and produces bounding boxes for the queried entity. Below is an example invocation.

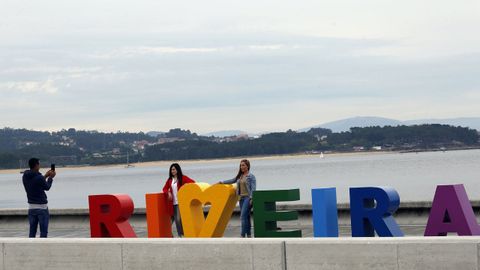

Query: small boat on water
[125,152,135,168]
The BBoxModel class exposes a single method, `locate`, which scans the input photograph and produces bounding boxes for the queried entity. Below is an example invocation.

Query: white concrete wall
[285,237,480,270]
[121,239,285,270]
[2,239,123,270]
[1,242,4,270]
[286,239,397,270]
[0,238,285,270]
[2,237,480,270]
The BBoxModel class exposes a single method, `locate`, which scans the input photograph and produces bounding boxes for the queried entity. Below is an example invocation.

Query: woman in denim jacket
[218,159,256,237]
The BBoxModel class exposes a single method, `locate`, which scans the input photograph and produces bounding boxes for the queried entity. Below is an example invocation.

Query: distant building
[20,141,35,146]
[157,137,185,144]
[133,140,150,150]
[219,134,249,142]
[402,143,417,149]
[49,155,78,166]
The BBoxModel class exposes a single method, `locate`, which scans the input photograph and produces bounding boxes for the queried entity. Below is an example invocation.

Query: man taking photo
[22,158,56,238]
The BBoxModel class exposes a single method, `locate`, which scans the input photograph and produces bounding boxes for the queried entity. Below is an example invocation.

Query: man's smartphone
[51,164,55,171]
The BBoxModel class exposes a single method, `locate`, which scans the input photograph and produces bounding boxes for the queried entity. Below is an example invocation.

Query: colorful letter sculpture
[253,189,302,237]
[86,183,480,239]
[145,193,173,238]
[424,184,480,236]
[88,194,137,238]
[350,187,404,237]
[178,183,238,237]
[312,188,339,237]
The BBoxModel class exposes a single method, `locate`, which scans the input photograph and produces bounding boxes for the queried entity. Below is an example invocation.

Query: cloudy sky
[1,0,479,133]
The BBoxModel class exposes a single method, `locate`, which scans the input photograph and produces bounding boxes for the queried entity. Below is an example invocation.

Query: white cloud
[1,79,59,94]
[247,44,285,50]
[90,44,311,59]
[464,91,480,100]
[91,46,225,59]
[0,66,101,75]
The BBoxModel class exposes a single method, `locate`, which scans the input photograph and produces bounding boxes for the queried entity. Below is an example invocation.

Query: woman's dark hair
[169,163,184,185]
[235,159,250,180]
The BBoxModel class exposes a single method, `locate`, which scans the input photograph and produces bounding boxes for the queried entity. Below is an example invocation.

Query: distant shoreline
[0,150,390,174]
[2,147,480,175]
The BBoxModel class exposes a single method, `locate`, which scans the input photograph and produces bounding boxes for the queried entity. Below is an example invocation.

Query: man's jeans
[28,208,49,238]
[239,196,252,237]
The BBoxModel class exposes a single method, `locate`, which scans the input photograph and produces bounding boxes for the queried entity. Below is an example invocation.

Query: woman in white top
[162,163,195,237]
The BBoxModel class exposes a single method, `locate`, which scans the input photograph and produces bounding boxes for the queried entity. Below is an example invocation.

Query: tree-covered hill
[0,125,478,169]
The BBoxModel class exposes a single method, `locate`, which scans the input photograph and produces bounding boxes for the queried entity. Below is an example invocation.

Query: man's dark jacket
[22,170,53,204]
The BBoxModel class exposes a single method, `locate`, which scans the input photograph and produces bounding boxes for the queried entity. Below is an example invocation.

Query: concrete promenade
[2,237,480,270]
